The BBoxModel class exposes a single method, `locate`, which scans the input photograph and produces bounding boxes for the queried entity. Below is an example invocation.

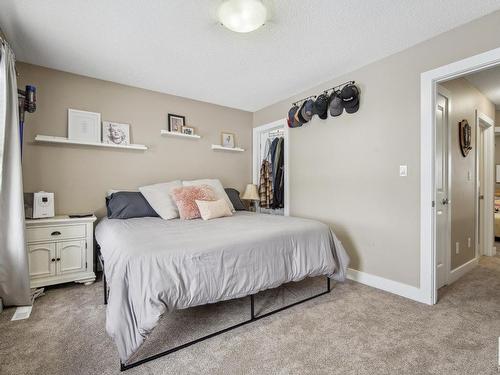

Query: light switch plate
[399,165,408,177]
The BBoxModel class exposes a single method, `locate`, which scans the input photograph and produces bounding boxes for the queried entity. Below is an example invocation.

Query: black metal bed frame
[97,250,331,372]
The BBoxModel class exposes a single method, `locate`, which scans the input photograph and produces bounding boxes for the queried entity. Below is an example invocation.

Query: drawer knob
[51,231,61,236]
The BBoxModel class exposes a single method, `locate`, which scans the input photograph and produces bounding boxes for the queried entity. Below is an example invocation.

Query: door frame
[252,119,290,216]
[475,111,495,258]
[421,46,500,305]
[436,85,452,288]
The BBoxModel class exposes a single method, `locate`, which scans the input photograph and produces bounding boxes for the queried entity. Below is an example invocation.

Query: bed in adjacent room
[95,210,349,367]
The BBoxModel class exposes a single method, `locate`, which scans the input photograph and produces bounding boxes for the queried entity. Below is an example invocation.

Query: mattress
[95,211,349,362]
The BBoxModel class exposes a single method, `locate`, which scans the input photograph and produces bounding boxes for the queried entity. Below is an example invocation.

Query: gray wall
[253,11,500,287]
[440,78,495,269]
[18,63,253,217]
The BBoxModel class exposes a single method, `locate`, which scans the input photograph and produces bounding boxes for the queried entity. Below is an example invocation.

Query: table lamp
[241,184,259,211]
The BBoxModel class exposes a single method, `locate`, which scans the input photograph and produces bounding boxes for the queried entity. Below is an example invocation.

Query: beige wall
[253,11,500,287]
[18,63,253,217]
[440,78,495,269]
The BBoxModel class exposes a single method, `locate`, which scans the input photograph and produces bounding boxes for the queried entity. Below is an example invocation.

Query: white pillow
[182,179,235,212]
[196,199,233,220]
[138,181,182,220]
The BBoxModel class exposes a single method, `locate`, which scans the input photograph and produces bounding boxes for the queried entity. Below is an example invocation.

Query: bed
[95,211,349,368]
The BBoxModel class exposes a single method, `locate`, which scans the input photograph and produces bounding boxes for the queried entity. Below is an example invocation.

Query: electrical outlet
[468,237,471,248]
[399,165,408,177]
[456,242,460,254]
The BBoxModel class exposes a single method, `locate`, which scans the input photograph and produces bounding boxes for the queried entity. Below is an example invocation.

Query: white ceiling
[465,66,500,110]
[2,0,500,111]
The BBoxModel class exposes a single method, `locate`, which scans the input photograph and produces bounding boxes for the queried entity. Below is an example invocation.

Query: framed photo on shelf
[168,114,185,133]
[182,126,194,136]
[68,109,101,142]
[102,121,130,145]
[221,132,235,148]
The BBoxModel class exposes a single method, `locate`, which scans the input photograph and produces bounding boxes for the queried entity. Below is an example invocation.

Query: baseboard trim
[448,257,478,285]
[347,268,429,304]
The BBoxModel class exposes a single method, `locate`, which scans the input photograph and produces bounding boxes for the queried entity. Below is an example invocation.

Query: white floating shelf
[160,130,201,139]
[211,144,245,152]
[35,135,148,150]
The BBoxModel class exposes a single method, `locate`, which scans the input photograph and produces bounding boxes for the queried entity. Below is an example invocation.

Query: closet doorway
[253,119,289,216]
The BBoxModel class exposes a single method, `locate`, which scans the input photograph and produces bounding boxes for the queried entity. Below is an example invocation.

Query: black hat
[313,93,329,119]
[341,84,360,114]
[297,101,308,123]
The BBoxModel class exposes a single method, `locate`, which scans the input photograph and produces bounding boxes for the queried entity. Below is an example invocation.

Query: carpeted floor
[1,256,499,375]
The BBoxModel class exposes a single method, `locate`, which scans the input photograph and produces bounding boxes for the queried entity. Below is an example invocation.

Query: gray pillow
[106,192,159,219]
[224,188,247,211]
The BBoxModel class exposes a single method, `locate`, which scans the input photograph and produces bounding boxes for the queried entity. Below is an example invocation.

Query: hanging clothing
[259,160,273,208]
[272,137,285,209]
[259,139,273,209]
[0,40,31,307]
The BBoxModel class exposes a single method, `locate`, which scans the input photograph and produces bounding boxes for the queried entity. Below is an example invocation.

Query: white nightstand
[25,215,97,288]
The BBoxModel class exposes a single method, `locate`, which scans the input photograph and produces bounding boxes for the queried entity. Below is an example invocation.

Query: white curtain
[0,40,31,307]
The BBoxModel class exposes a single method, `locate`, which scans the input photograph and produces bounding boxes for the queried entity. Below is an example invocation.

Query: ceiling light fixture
[218,0,267,33]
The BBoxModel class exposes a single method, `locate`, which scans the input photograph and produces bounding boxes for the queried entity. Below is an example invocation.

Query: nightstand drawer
[26,224,86,242]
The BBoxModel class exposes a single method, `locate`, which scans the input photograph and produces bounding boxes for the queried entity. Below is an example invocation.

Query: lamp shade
[241,184,259,201]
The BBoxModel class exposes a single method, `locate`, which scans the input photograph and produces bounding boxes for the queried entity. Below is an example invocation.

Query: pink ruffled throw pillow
[170,185,216,220]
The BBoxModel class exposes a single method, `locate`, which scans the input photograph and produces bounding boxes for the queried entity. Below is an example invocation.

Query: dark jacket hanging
[272,137,285,209]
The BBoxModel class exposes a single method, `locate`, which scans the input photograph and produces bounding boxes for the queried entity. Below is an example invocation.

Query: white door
[28,242,56,279]
[435,89,451,289]
[475,111,495,258]
[57,240,86,275]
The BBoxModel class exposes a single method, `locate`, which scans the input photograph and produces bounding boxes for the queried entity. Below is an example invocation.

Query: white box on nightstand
[25,215,97,288]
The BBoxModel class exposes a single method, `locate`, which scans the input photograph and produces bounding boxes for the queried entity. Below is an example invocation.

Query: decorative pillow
[139,181,182,220]
[196,199,233,220]
[224,188,248,211]
[170,185,216,220]
[106,192,158,219]
[182,179,235,212]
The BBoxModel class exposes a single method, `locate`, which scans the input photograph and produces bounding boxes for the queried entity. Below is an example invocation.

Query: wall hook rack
[292,80,355,106]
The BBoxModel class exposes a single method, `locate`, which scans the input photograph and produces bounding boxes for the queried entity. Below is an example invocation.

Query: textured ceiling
[465,66,500,109]
[1,0,500,111]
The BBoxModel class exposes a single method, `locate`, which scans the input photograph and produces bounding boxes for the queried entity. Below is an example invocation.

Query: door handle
[56,257,61,262]
[479,195,484,200]
[51,258,56,262]
[441,198,449,205]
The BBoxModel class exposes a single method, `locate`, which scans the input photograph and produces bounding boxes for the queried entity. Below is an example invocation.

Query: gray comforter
[95,212,349,362]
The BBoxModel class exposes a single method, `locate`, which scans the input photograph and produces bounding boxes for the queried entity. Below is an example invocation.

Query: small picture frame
[221,132,235,148]
[168,114,185,133]
[102,121,130,145]
[182,126,194,136]
[68,109,101,142]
